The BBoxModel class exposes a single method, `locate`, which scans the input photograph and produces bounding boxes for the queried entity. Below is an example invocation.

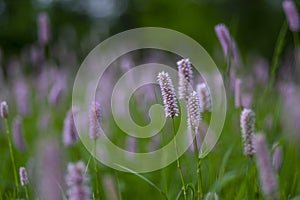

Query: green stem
[192,128,202,200]
[154,88,169,198]
[24,185,29,200]
[4,119,19,196]
[172,118,187,200]
[265,22,288,95]
[93,140,101,199]
[293,31,300,81]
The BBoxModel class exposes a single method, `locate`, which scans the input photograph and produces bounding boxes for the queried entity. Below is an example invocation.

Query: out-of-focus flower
[103,174,118,200]
[19,167,29,186]
[272,145,283,172]
[12,116,27,152]
[14,79,30,116]
[255,134,279,200]
[37,12,51,45]
[65,161,91,200]
[283,0,300,32]
[0,101,8,119]
[215,24,240,66]
[63,109,79,146]
[37,139,63,200]
[196,83,212,112]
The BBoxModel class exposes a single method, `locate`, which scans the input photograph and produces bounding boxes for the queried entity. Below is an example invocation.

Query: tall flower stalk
[1,101,20,196]
[187,91,202,200]
[89,101,101,199]
[157,71,186,200]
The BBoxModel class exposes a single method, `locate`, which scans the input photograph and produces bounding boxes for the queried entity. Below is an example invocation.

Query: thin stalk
[192,128,202,200]
[265,22,288,96]
[4,119,19,196]
[172,118,187,200]
[293,31,300,81]
[154,88,169,198]
[24,185,29,200]
[115,171,123,200]
[225,52,232,93]
[93,140,101,199]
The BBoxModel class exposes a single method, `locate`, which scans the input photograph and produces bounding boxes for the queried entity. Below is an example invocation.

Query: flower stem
[93,140,101,199]
[192,128,202,200]
[154,88,169,197]
[172,118,187,200]
[4,119,20,197]
[24,185,29,200]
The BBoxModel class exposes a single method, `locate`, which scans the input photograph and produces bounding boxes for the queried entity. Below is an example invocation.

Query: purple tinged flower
[12,116,27,152]
[215,24,231,57]
[0,101,8,119]
[255,134,279,200]
[241,93,252,109]
[234,79,242,108]
[272,146,283,172]
[63,109,79,146]
[126,136,137,153]
[215,24,240,66]
[177,58,193,100]
[37,12,51,45]
[157,71,179,118]
[89,101,101,140]
[14,79,30,116]
[37,139,63,200]
[65,161,91,200]
[196,83,212,112]
[103,174,118,200]
[187,91,201,130]
[283,0,300,32]
[19,167,29,186]
[48,74,66,105]
[240,108,256,156]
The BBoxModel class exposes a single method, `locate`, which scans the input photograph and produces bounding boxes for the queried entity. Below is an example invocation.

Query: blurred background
[0,0,293,69]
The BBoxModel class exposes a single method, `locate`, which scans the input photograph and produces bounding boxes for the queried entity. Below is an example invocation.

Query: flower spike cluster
[157,71,179,118]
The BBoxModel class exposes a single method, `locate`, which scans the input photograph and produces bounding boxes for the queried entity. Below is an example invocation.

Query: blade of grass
[115,163,168,199]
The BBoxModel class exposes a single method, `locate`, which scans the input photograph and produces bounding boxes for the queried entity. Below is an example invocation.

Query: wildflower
[37,12,50,45]
[283,0,300,32]
[12,116,27,152]
[177,58,193,100]
[37,139,63,200]
[215,24,240,66]
[14,80,30,116]
[187,91,201,130]
[272,146,283,172]
[0,101,8,119]
[19,167,29,186]
[89,101,101,140]
[63,109,78,146]
[48,80,64,106]
[196,83,212,112]
[66,161,91,200]
[255,134,279,199]
[240,108,255,156]
[157,71,179,118]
